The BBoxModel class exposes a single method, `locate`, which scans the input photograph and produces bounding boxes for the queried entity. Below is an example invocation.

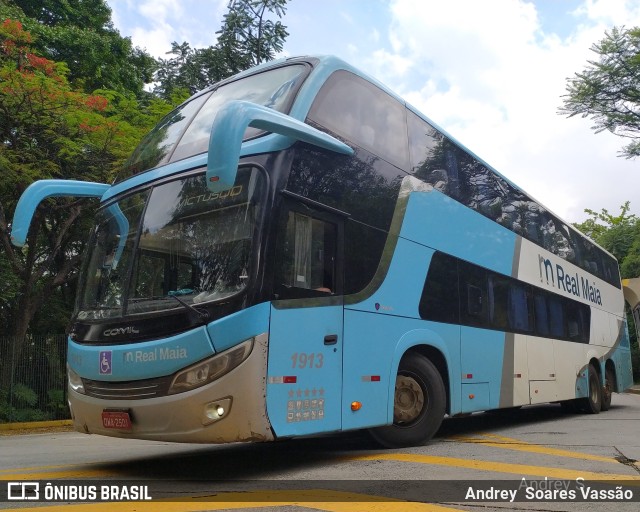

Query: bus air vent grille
[82,376,172,400]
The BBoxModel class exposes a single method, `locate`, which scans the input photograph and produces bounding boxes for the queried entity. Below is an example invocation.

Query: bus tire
[601,366,615,412]
[369,352,445,448]
[560,399,580,413]
[580,364,602,414]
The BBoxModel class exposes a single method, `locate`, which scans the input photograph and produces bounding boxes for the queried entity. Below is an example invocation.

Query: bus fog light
[203,398,232,425]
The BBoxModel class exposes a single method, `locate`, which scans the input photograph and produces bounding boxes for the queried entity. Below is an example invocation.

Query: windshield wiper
[167,293,210,322]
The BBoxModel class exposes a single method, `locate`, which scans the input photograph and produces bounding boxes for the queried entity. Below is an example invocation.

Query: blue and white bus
[11,56,634,447]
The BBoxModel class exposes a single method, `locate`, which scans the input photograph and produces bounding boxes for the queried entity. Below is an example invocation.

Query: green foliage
[218,0,289,67]
[0,398,49,422]
[46,388,67,418]
[621,240,640,279]
[11,382,37,407]
[574,201,637,240]
[573,202,639,273]
[0,1,156,96]
[154,0,289,99]
[0,20,169,346]
[0,0,294,415]
[560,26,640,158]
[0,335,69,423]
[575,203,640,380]
[12,0,111,28]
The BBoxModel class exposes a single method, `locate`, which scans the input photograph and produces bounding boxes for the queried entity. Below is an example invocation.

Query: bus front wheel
[369,352,445,448]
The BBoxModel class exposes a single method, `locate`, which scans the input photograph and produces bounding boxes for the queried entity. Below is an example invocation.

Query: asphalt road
[1,392,640,511]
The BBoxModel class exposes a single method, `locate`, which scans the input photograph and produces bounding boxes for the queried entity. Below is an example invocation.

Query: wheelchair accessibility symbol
[99,351,112,375]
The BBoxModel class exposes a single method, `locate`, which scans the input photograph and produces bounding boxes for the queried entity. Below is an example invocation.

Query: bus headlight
[67,365,85,394]
[168,338,253,395]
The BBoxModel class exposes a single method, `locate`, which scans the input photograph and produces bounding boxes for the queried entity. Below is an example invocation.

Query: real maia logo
[538,255,602,306]
[125,346,188,363]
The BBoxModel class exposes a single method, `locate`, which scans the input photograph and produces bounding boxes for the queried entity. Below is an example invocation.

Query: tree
[573,201,638,262]
[560,26,640,158]
[0,20,167,389]
[573,202,640,278]
[574,203,640,381]
[0,0,156,96]
[217,0,289,68]
[10,0,111,28]
[154,0,289,99]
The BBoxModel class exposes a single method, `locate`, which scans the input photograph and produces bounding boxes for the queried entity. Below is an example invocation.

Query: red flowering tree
[0,20,163,389]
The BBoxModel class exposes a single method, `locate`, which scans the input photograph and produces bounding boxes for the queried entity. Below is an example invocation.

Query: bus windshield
[76,167,265,320]
[118,64,307,179]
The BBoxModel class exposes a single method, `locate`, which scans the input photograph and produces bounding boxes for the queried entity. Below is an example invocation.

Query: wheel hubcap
[393,374,425,424]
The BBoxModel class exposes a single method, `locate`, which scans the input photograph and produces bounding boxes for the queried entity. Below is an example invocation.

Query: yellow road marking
[4,434,635,510]
[448,433,619,464]
[0,490,463,512]
[0,468,116,480]
[0,465,69,473]
[0,462,104,475]
[352,453,640,481]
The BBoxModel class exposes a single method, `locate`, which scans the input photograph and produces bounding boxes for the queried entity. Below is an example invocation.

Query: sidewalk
[0,419,72,434]
[628,384,640,395]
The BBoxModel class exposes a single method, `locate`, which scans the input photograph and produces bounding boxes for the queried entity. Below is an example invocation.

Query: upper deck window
[118,64,308,181]
[308,70,409,170]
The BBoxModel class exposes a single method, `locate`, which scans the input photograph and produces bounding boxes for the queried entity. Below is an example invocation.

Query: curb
[627,388,640,395]
[0,419,72,431]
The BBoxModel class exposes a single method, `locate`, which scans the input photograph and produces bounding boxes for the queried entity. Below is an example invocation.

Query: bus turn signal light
[351,401,362,411]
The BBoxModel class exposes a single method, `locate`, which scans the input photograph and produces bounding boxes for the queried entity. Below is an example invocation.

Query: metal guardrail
[0,334,69,423]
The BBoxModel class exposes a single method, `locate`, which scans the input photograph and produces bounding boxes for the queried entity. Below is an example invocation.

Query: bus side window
[419,251,459,324]
[565,300,590,343]
[459,261,488,326]
[534,292,550,337]
[467,285,484,317]
[488,275,509,330]
[275,210,338,300]
[508,283,533,332]
[548,296,566,338]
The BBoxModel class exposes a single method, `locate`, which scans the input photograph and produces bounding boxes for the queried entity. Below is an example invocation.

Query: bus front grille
[82,376,172,400]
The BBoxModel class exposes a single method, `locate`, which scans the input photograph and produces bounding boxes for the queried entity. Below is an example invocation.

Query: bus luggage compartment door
[266,303,343,437]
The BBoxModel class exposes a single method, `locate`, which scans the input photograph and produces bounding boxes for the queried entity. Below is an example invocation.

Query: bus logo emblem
[99,351,112,375]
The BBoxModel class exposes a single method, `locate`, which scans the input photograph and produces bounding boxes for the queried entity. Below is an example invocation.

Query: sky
[105,0,640,224]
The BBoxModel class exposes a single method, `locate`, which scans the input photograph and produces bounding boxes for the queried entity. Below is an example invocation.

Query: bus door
[267,201,345,437]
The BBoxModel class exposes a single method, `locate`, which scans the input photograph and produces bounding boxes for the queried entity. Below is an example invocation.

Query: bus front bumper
[68,334,274,444]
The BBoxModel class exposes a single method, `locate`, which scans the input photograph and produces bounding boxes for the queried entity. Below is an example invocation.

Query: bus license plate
[101,410,132,430]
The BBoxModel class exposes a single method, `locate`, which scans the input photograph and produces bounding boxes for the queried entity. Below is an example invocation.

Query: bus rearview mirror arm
[10,180,110,247]
[206,100,354,193]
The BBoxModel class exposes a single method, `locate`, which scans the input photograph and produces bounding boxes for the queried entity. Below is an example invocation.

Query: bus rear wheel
[580,364,602,414]
[369,352,445,448]
[601,366,615,412]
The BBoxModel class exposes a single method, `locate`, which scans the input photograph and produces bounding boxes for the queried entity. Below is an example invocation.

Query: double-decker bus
[11,56,634,448]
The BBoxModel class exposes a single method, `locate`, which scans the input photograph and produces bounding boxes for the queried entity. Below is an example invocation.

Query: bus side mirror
[10,180,109,247]
[206,100,354,193]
